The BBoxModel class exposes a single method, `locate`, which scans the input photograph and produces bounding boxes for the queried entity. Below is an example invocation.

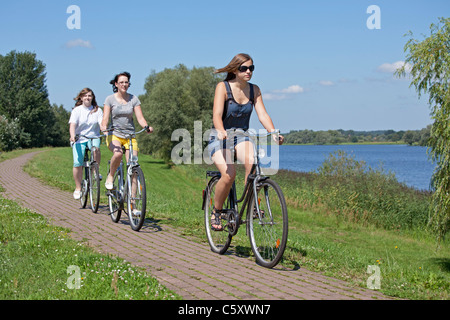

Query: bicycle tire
[89,162,100,213]
[108,167,122,223]
[247,178,288,268]
[127,166,146,231]
[204,176,232,254]
[80,167,89,208]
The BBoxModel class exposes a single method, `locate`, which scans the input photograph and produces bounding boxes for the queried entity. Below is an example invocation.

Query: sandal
[211,207,224,231]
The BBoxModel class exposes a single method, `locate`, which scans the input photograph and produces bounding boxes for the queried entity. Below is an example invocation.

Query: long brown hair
[73,88,99,112]
[215,53,253,81]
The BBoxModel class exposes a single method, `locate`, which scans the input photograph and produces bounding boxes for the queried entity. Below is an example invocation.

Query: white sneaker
[105,176,114,190]
[73,190,82,200]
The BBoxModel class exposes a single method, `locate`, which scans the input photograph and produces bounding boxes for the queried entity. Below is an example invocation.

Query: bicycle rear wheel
[89,162,100,213]
[108,167,122,223]
[247,179,288,268]
[204,176,232,254]
[127,166,146,231]
[80,167,88,208]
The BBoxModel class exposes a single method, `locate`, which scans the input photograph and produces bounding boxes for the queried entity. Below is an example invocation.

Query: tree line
[0,51,220,157]
[0,50,430,155]
[283,126,431,146]
[0,51,70,152]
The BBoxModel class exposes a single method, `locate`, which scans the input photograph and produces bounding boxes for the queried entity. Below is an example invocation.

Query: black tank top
[217,81,254,131]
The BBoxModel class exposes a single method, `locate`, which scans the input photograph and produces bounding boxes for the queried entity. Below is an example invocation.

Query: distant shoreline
[282,141,409,146]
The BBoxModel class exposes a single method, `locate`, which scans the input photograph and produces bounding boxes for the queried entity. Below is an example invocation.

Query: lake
[276,144,435,191]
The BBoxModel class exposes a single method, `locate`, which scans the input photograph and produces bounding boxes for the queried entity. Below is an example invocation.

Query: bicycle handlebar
[103,126,151,138]
[216,128,281,143]
[74,134,107,142]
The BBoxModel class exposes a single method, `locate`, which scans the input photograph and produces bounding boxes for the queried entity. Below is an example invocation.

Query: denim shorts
[207,134,251,158]
[72,138,101,167]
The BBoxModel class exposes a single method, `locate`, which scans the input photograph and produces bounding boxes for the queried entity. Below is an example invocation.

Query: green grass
[0,195,181,300]
[4,146,450,300]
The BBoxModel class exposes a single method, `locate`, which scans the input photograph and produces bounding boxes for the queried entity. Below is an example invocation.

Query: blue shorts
[207,134,251,158]
[72,139,101,167]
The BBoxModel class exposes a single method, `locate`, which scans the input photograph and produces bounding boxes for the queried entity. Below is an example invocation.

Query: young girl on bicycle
[69,88,103,200]
[208,53,284,230]
[100,71,153,190]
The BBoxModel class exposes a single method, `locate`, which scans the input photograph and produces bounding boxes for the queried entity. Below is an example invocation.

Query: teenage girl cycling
[208,53,284,231]
[100,71,153,190]
[69,88,103,199]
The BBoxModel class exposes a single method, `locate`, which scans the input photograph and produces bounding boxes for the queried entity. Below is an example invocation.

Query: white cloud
[377,61,412,74]
[274,85,305,93]
[318,80,334,86]
[65,39,94,49]
[264,84,305,100]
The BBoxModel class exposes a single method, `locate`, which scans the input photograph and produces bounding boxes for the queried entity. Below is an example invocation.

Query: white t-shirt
[69,105,104,143]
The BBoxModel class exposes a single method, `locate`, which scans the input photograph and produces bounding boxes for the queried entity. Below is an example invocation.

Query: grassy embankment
[1,146,449,300]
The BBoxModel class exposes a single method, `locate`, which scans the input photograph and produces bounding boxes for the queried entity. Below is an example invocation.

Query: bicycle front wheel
[108,168,122,223]
[204,176,232,254]
[89,162,100,213]
[80,167,89,209]
[127,166,146,231]
[247,179,288,268]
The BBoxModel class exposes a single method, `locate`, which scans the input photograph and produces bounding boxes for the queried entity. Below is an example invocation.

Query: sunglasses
[238,65,255,72]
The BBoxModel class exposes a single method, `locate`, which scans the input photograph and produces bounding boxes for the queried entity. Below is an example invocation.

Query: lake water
[276,144,435,191]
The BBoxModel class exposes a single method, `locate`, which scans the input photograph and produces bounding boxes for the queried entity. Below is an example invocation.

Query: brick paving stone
[0,151,394,300]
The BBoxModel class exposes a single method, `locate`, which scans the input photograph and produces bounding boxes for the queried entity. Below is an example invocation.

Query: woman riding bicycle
[100,71,153,190]
[208,53,284,231]
[69,88,103,200]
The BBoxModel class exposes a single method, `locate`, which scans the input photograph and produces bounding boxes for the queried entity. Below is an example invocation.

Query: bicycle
[105,127,148,231]
[73,134,104,213]
[202,129,288,268]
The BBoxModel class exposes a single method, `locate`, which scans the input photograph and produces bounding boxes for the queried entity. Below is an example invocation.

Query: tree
[139,65,221,161]
[0,51,53,147]
[403,130,418,146]
[396,17,450,241]
[0,115,30,151]
[47,104,71,147]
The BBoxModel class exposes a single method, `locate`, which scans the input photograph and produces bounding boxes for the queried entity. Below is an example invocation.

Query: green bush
[0,115,30,152]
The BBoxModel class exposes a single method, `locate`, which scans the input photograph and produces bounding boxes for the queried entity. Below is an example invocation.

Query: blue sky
[1,0,448,132]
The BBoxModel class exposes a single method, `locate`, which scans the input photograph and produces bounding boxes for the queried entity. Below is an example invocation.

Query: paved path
[0,151,391,300]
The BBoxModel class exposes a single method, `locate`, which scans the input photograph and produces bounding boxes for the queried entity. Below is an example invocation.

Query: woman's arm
[134,105,153,133]
[212,82,227,139]
[253,85,284,144]
[69,122,77,142]
[100,105,110,132]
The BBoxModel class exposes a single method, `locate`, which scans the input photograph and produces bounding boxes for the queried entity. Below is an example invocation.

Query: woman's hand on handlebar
[273,134,284,145]
[145,126,154,133]
[217,129,227,140]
